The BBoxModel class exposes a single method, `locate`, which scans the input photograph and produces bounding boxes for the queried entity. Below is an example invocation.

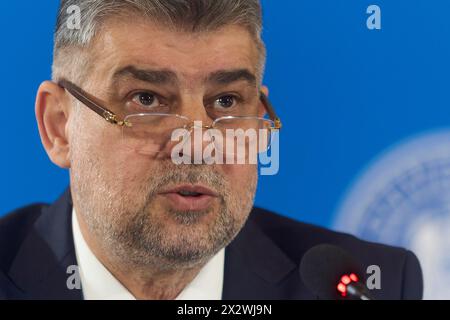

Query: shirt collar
[72,209,224,300]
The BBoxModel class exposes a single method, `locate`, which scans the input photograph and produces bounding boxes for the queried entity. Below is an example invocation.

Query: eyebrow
[111,66,257,88]
[112,66,178,85]
[207,69,257,87]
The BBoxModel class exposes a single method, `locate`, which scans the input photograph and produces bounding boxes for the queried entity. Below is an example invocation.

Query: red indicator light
[341,275,351,285]
[337,273,361,298]
[337,283,347,297]
[350,273,359,282]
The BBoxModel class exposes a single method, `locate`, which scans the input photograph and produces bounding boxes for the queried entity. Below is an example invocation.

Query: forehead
[89,19,260,83]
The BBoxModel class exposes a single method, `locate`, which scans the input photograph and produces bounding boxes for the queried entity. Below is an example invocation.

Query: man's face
[69,19,262,270]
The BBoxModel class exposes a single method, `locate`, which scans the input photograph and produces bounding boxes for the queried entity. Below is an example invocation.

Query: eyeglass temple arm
[58,79,125,125]
[260,92,282,129]
[59,80,280,129]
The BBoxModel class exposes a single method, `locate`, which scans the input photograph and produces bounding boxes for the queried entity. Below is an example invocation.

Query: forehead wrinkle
[90,23,260,93]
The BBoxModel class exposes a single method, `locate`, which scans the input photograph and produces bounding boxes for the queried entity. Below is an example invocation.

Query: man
[0,0,422,300]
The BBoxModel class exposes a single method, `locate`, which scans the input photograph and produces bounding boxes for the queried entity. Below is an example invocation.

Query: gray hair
[52,0,266,83]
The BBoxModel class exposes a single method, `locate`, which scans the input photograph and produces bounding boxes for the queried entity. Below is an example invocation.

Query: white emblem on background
[334,129,450,299]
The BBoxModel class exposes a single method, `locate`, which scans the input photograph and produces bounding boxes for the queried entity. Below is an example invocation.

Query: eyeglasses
[58,79,282,158]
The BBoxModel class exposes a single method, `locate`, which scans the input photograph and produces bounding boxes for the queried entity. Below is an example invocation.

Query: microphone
[299,244,374,300]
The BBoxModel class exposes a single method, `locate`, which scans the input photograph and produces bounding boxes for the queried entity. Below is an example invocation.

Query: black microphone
[299,244,374,300]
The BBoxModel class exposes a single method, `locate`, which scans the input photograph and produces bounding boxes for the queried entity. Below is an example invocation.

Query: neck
[98,254,203,300]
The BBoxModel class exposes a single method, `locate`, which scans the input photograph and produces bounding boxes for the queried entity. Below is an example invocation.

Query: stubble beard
[71,155,258,273]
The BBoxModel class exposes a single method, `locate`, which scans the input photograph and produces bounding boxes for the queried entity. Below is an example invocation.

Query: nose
[179,93,213,124]
[157,96,217,164]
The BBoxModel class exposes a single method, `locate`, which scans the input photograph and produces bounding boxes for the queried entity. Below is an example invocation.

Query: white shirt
[72,209,225,300]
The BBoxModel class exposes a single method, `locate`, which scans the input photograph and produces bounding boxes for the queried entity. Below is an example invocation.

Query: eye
[213,95,237,109]
[131,92,160,109]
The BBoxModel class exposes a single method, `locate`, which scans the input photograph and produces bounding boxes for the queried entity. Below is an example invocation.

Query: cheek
[111,153,163,201]
[70,116,126,181]
[221,163,258,192]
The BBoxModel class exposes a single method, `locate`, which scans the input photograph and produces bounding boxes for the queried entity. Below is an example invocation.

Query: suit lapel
[7,188,82,299]
[222,214,315,299]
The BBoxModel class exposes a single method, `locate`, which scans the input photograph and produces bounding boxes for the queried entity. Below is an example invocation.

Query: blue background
[2,0,450,229]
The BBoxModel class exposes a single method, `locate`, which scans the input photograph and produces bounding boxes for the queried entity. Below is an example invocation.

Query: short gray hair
[52,0,266,83]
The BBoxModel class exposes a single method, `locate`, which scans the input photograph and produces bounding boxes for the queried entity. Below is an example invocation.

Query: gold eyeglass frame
[58,79,282,130]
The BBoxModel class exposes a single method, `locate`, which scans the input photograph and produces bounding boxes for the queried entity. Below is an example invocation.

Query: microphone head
[300,244,366,299]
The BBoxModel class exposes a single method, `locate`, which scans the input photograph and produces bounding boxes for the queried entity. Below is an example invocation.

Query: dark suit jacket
[0,188,423,300]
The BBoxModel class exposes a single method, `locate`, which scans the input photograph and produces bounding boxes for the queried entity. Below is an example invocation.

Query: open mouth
[158,184,218,211]
[177,190,203,197]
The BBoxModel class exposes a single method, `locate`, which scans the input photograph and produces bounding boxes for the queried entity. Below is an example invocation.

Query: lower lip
[159,193,216,211]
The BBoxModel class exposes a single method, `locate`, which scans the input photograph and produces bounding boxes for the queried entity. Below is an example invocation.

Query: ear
[35,81,71,169]
[259,85,269,118]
